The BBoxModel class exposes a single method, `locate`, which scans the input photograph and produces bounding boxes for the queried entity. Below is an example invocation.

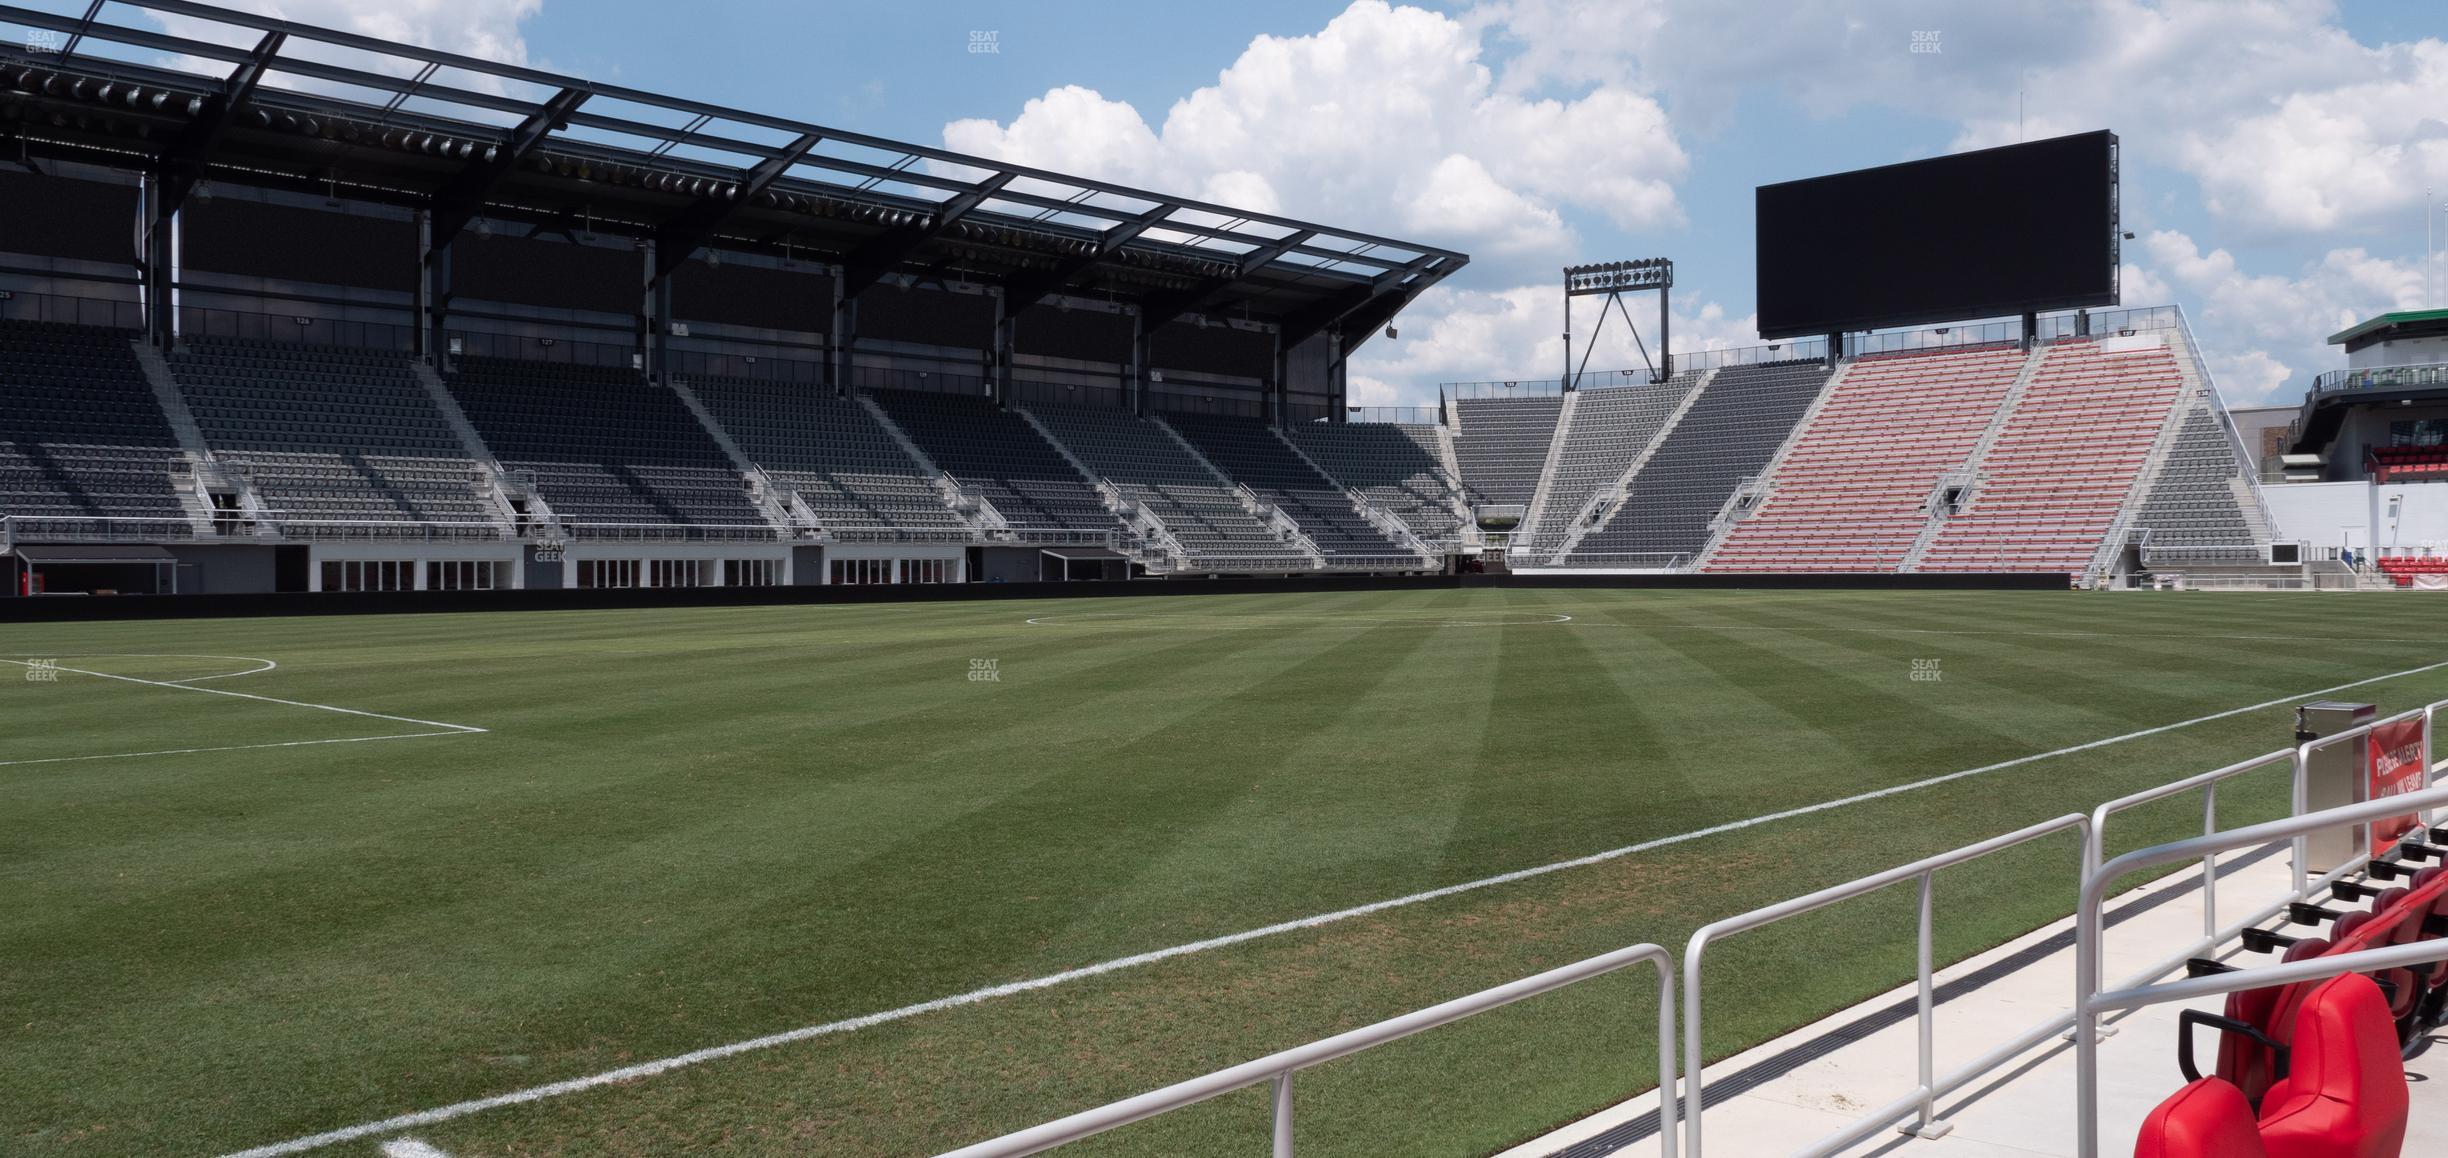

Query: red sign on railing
[2368,716,2430,853]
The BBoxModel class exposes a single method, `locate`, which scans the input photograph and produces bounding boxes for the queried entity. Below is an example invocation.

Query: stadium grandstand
[9,6,2448,1158]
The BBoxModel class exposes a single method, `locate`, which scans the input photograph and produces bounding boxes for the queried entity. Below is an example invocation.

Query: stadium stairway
[1452,394,1566,516]
[687,376,974,542]
[1915,335,2191,576]
[1512,372,1703,565]
[1704,346,2028,573]
[1283,419,1473,551]
[659,376,806,536]
[866,389,1123,542]
[1564,359,1832,568]
[444,356,772,538]
[2123,327,2273,573]
[169,339,508,538]
[1163,413,1421,568]
[1021,402,1314,572]
[0,320,204,539]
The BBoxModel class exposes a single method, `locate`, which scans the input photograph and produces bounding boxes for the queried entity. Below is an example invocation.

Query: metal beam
[154,30,283,223]
[994,206,1171,310]
[86,2,1470,265]
[649,130,820,279]
[834,170,1017,300]
[1279,254,1456,353]
[1134,229,1318,334]
[424,84,591,261]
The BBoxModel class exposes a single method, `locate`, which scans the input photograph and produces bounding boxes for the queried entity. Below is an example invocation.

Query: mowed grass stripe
[0,590,2441,1156]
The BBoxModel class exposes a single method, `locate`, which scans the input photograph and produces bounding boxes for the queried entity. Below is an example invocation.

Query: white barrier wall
[2263,481,2448,551]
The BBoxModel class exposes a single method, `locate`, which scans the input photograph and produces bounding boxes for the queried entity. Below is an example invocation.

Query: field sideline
[5,588,2445,1157]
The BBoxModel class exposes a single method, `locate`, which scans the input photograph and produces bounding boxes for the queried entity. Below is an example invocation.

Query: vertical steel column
[427,233,454,365]
[828,268,853,397]
[414,209,433,360]
[1271,327,1288,428]
[1561,289,1572,391]
[1129,311,1151,417]
[1660,282,1673,382]
[644,240,668,382]
[139,171,175,348]
[990,289,1012,409]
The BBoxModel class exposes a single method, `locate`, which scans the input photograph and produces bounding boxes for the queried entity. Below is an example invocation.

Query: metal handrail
[1681,812,2091,1157]
[934,942,1677,1158]
[560,521,791,542]
[2073,782,2448,1157]
[2308,361,2448,397]
[2083,748,2295,940]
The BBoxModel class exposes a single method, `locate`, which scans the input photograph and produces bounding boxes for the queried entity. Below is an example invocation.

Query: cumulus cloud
[147,0,545,110]
[2131,229,2425,402]
[1346,281,1762,406]
[942,1,1688,275]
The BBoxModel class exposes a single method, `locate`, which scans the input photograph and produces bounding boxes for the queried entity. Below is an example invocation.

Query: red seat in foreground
[2139,973,2407,1158]
[2256,973,2407,1157]
[2134,1077,2265,1157]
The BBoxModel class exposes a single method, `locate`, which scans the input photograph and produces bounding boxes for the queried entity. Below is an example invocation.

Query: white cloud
[942,1,1688,275]
[1345,281,1762,407]
[147,0,546,110]
[2133,229,2425,403]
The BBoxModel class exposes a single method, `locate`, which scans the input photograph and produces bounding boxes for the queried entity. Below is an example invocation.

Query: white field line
[1025,611,2446,647]
[0,657,485,768]
[375,1140,451,1158]
[218,655,2448,1157]
[1025,611,1575,627]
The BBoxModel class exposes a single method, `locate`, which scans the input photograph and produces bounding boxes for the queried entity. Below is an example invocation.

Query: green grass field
[5,587,2445,1157]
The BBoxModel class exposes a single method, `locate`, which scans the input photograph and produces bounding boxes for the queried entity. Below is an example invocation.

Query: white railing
[1553,552,1689,570]
[1,515,199,547]
[1681,813,2091,1157]
[2083,749,2295,942]
[560,522,791,542]
[2072,784,2448,1157]
[947,694,2443,1158]
[997,527,1119,548]
[936,942,1677,1158]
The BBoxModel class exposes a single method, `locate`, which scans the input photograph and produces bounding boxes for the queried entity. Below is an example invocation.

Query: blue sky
[99,0,2448,406]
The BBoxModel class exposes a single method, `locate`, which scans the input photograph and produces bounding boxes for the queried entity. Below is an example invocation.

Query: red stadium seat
[2135,1078,2266,1158]
[2255,973,2407,1158]
[2217,936,2331,1102]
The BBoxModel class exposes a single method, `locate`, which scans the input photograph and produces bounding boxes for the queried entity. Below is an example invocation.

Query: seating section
[1916,338,2188,574]
[1284,421,1465,545]
[1566,360,1830,565]
[1516,375,1699,563]
[2216,850,2448,1103]
[1025,403,1308,569]
[446,357,766,534]
[0,320,190,530]
[684,376,964,537]
[2135,973,2407,1158]
[2376,554,2448,587]
[1451,395,1563,509]
[173,339,495,532]
[869,390,1116,534]
[1165,414,1416,564]
[2130,406,2263,564]
[1707,347,2025,573]
[2368,444,2448,483]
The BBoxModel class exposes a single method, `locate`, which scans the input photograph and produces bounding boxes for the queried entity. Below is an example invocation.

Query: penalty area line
[2,659,486,735]
[0,658,487,768]
[217,655,2448,1157]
